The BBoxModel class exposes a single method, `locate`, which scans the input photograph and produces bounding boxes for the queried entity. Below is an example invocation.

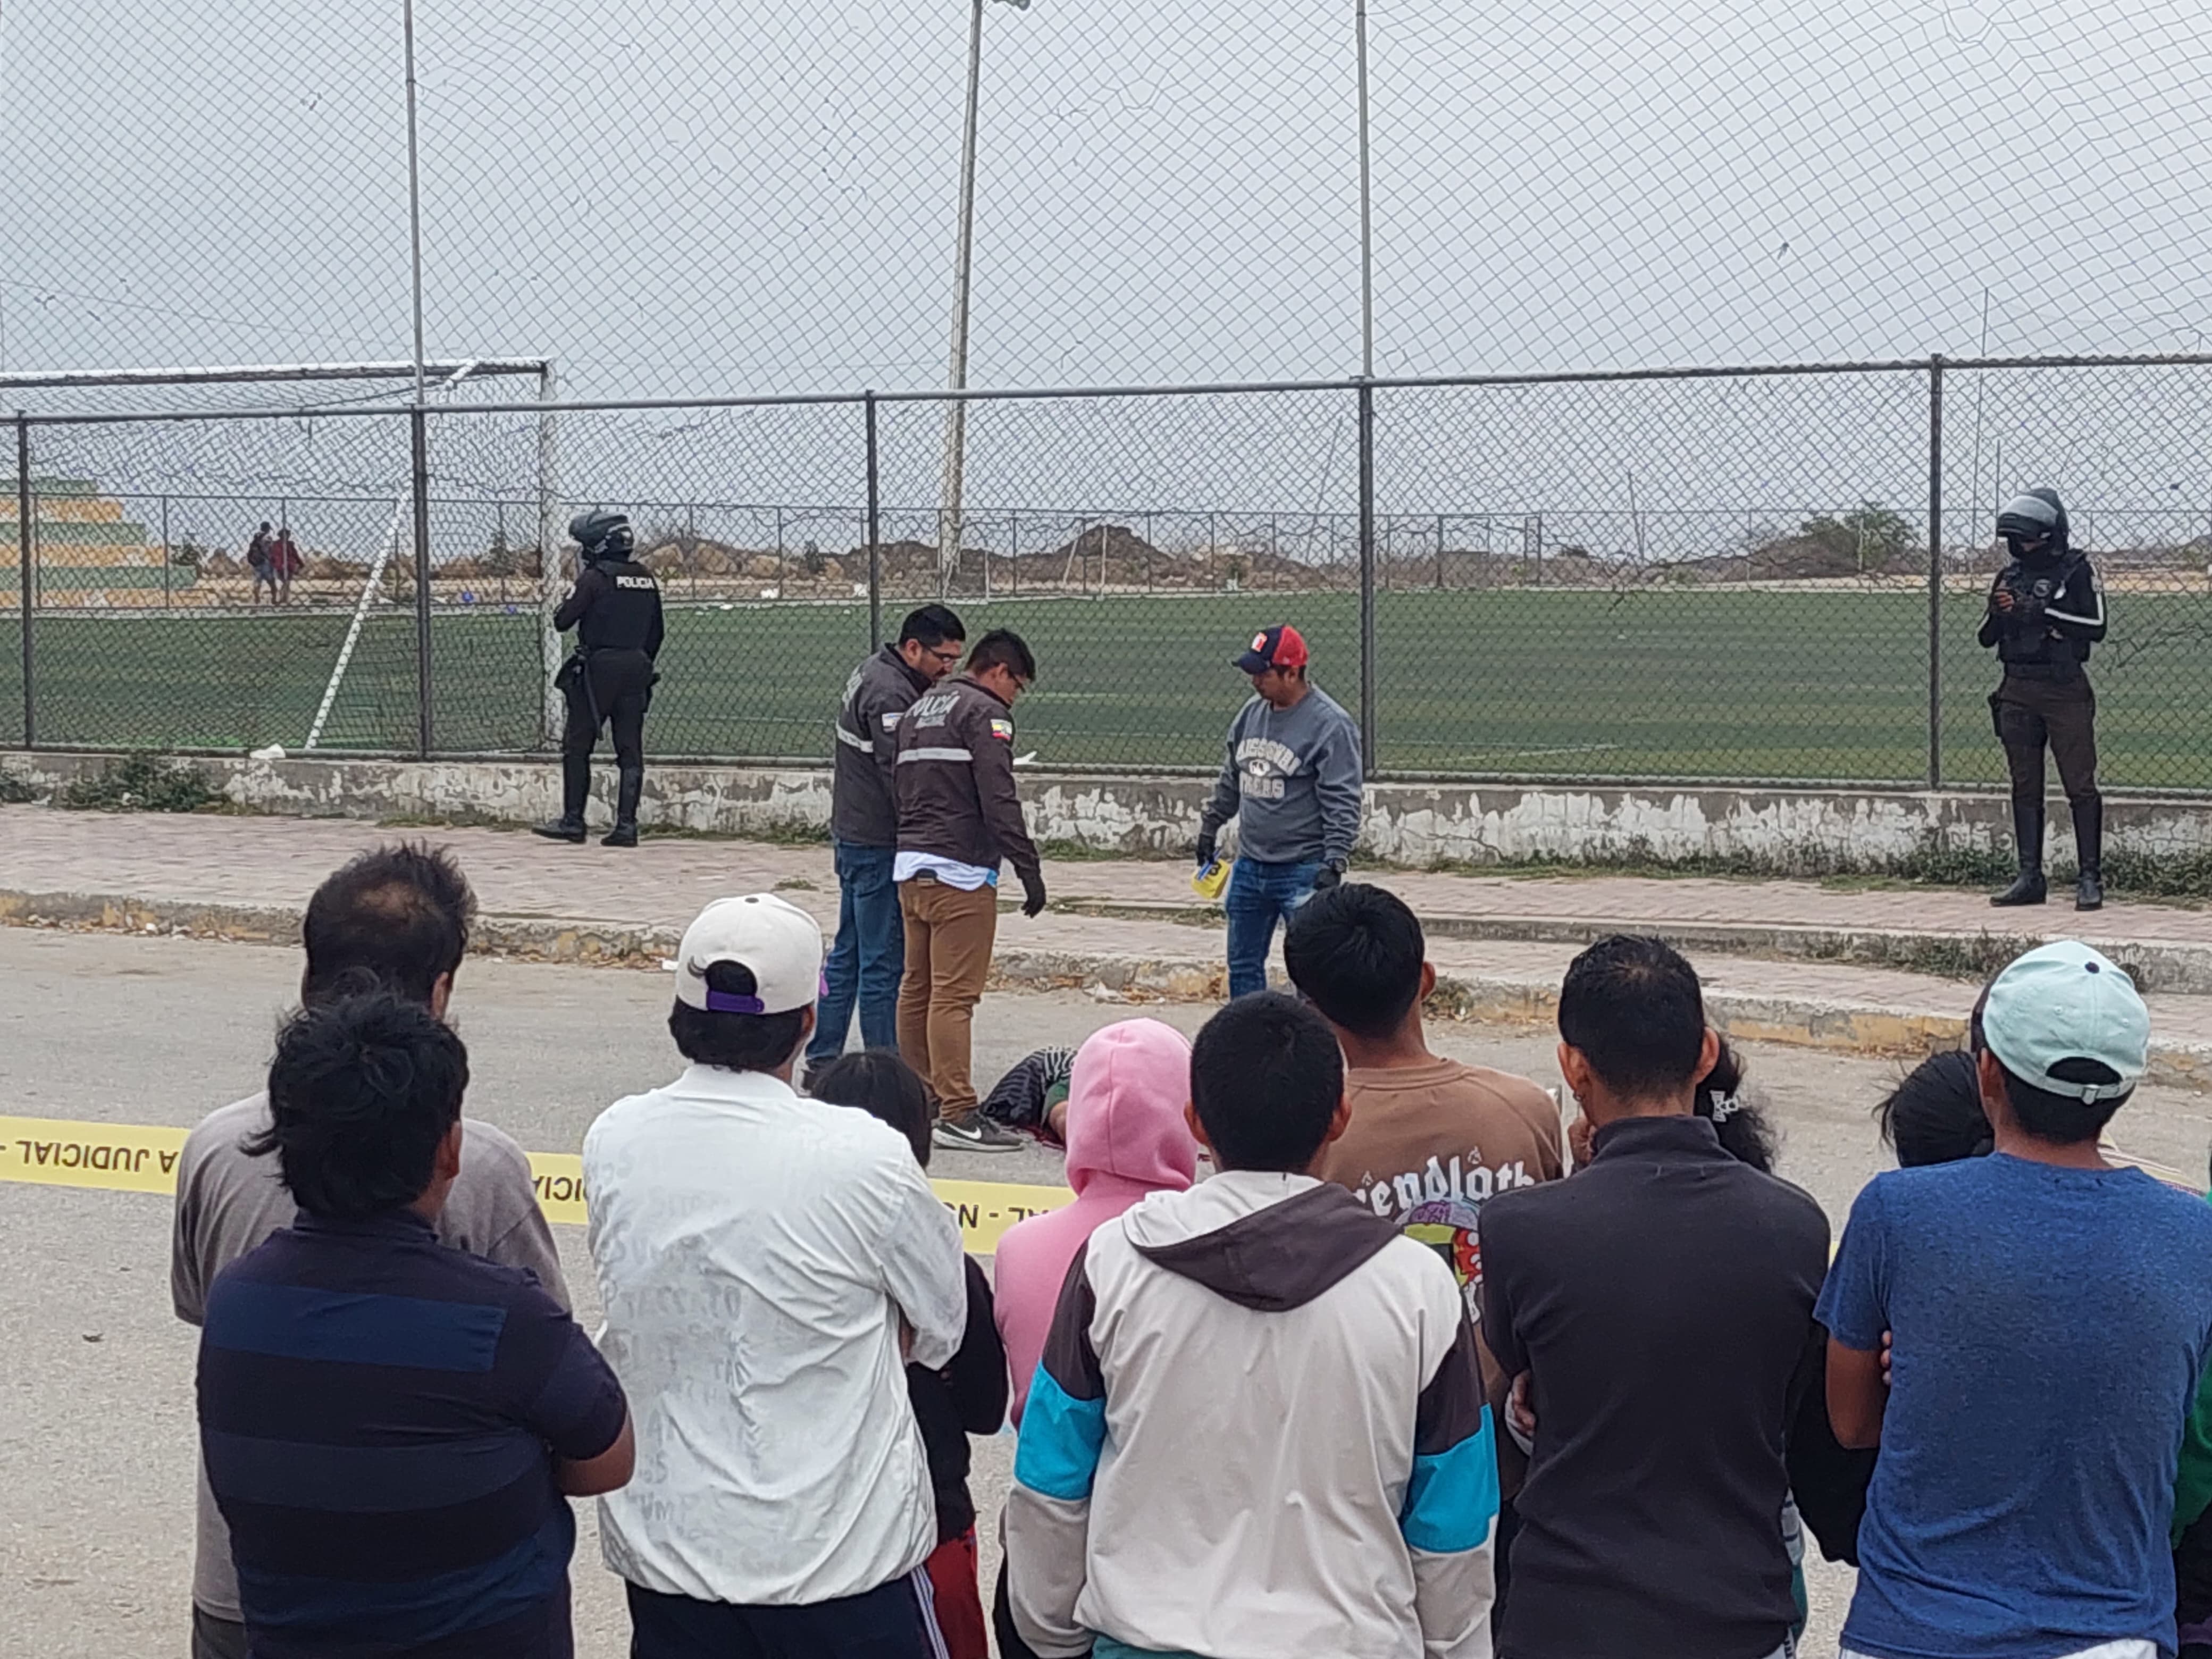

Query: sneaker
[933,1112,1025,1153]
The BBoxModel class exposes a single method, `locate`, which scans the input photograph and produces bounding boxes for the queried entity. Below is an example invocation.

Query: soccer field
[3,589,2205,790]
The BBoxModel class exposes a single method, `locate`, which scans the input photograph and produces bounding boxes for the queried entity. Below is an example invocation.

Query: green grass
[1,588,2206,790]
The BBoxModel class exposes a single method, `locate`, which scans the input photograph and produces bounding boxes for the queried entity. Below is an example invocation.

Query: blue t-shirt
[1817,1153,2212,1659]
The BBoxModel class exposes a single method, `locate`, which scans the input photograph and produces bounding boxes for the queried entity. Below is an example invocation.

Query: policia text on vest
[534,510,666,850]
[1980,488,2107,914]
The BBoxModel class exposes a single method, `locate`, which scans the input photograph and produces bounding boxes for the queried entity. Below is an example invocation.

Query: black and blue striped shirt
[197,1210,626,1659]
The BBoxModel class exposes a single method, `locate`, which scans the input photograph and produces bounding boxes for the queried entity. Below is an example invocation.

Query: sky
[3,0,2210,543]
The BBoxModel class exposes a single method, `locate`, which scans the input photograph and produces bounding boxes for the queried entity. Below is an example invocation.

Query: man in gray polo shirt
[169,844,563,1659]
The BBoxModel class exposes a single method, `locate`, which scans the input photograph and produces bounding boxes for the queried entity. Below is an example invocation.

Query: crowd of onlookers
[172,840,2212,1659]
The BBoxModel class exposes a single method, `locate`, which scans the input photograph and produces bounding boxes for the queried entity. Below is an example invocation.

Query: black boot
[2073,797,2105,912]
[1991,803,2047,907]
[533,752,591,843]
[603,765,643,848]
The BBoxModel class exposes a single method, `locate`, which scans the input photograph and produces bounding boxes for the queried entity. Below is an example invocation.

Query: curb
[1048,897,2212,997]
[9,884,2210,1092]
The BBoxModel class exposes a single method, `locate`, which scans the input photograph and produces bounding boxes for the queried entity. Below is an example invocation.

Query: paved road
[7,928,2209,1656]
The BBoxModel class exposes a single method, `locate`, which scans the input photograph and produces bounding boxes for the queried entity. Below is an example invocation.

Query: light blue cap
[1982,940,2149,1105]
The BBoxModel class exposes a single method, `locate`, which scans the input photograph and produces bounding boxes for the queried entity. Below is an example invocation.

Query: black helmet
[1996,488,2068,564]
[568,509,634,562]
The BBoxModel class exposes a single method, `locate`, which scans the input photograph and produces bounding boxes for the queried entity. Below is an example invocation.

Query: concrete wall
[5,748,2210,869]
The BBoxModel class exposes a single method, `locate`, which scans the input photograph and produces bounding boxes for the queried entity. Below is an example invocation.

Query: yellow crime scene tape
[0,1114,1074,1255]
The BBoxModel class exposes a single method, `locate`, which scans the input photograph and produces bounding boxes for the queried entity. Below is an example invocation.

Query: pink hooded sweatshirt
[994,1018,1200,1425]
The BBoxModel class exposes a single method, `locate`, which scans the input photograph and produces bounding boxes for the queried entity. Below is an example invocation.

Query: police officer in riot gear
[1980,488,2107,910]
[533,509,664,848]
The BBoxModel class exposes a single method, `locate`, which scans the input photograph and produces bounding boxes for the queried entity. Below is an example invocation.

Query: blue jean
[808,841,903,1062]
[1225,857,1322,999]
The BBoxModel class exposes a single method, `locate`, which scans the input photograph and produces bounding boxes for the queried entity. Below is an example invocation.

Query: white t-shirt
[893,849,999,890]
[583,1064,967,1606]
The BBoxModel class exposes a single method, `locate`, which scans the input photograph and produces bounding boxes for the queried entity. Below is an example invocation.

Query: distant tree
[485,522,520,579]
[1801,502,1912,573]
[802,539,827,577]
[172,537,203,569]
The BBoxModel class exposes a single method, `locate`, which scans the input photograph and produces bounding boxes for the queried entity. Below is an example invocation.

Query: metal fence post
[535,362,564,748]
[1927,355,1945,790]
[16,414,32,748]
[161,492,172,610]
[864,393,882,649]
[409,406,434,758]
[1356,381,1378,777]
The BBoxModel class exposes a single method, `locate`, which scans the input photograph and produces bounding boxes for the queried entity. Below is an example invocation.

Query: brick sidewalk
[7,804,2207,943]
[9,804,2212,1060]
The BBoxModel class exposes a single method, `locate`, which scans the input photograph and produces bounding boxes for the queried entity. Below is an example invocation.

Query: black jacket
[1978,551,2104,674]
[832,647,932,849]
[907,1257,1008,1543]
[555,558,665,658]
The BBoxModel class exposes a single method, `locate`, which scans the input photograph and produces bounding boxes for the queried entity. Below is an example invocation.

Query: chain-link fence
[9,355,2210,791]
[5,2,2211,399]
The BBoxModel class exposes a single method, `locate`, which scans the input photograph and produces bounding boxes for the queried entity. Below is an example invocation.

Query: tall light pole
[937,0,992,599]
[401,0,429,398]
[1355,0,1375,378]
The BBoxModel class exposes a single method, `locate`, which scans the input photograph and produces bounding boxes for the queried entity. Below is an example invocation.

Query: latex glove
[1021,873,1048,918]
[1195,828,1218,869]
[1312,861,1345,893]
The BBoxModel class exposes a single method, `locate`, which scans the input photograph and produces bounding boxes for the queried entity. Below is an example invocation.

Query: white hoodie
[1006,1169,1498,1659]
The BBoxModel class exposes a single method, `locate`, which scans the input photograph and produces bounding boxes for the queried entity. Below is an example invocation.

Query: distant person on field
[1480,935,1830,1659]
[583,894,967,1658]
[1284,881,1560,1631]
[171,843,564,1659]
[1006,992,1498,1658]
[197,992,632,1659]
[1821,940,2212,1659]
[810,1049,1008,1659]
[892,627,1047,1152]
[246,521,275,606]
[273,527,302,604]
[1195,622,1363,996]
[809,604,968,1072]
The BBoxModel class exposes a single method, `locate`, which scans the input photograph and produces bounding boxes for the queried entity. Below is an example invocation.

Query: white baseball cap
[673,894,823,1016]
[1980,939,2149,1105]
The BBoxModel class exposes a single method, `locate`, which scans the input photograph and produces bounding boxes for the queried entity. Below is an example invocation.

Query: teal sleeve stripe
[1400,1406,1501,1555]
[1013,1364,1108,1503]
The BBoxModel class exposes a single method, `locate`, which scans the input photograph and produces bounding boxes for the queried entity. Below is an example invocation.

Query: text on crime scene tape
[0,1115,1073,1255]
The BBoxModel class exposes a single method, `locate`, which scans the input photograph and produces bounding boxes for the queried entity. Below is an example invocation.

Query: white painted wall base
[4,749,2208,870]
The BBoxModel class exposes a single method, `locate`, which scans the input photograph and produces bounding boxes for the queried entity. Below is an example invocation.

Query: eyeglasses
[927,646,964,666]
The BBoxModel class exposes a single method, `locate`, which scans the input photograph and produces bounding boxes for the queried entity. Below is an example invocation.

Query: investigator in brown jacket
[892,629,1047,1152]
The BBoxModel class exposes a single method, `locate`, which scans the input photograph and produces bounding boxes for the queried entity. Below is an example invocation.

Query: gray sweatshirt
[1201,684,1364,866]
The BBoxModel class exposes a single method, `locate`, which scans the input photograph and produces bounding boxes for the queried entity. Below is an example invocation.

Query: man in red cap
[1196,624,1364,998]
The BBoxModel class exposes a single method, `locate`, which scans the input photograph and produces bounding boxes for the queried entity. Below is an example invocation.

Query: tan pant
[897,876,999,1120]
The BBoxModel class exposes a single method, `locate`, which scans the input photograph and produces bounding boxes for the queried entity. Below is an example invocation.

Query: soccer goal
[3,357,565,756]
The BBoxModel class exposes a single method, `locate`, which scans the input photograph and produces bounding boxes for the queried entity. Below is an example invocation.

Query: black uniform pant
[560,648,651,815]
[1990,672,2099,817]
